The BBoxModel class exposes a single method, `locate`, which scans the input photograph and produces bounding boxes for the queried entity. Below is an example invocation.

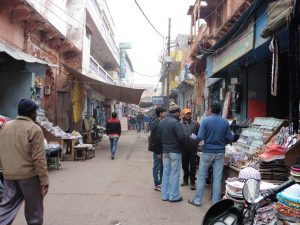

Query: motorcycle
[91,123,105,144]
[202,178,297,225]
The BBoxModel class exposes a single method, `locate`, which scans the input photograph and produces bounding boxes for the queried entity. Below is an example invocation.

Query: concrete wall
[0,13,24,49]
[0,72,33,118]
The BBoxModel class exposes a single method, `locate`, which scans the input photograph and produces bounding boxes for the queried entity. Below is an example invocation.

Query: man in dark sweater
[157,102,185,202]
[148,107,166,191]
[189,103,233,206]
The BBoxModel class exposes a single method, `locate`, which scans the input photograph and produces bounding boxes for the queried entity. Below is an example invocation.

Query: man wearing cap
[189,103,233,207]
[180,109,200,190]
[0,99,49,225]
[157,101,185,202]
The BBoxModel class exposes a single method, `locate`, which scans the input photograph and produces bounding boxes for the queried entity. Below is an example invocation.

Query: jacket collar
[166,113,180,121]
[16,116,34,122]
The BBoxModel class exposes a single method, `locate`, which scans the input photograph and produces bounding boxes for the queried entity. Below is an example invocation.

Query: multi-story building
[0,0,144,131]
[188,0,296,125]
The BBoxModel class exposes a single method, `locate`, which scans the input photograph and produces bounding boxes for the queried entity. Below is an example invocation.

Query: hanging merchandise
[270,37,280,96]
[72,82,85,123]
[288,0,300,134]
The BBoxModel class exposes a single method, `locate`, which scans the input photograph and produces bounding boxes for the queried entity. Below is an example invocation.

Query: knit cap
[18,99,38,116]
[169,101,180,113]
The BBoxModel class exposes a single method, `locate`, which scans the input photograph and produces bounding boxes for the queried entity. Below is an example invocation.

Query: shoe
[154,185,161,192]
[181,181,189,187]
[188,199,201,207]
[190,184,196,190]
[111,156,114,160]
[169,197,183,202]
[259,145,285,162]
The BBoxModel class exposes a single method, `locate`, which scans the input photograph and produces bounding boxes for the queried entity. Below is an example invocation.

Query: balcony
[89,56,115,84]
[86,0,119,67]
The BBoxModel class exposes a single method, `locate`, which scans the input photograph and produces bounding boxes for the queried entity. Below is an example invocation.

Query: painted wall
[247,63,268,119]
[0,72,33,118]
[0,13,24,49]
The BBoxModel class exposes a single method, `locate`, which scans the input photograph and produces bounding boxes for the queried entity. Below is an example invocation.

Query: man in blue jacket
[189,103,233,206]
[157,102,185,202]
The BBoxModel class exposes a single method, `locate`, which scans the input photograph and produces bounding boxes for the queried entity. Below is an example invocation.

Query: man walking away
[148,107,166,192]
[106,112,121,160]
[181,109,200,190]
[157,102,185,202]
[0,98,49,225]
[189,103,233,207]
[136,112,144,133]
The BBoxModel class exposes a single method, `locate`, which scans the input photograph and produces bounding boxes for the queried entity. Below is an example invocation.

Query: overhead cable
[134,0,164,38]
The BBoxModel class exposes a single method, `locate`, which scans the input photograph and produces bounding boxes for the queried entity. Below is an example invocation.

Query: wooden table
[60,138,78,161]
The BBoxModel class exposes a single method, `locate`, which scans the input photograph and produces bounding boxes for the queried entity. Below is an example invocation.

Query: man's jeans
[193,153,225,205]
[153,153,163,186]
[109,137,119,156]
[161,153,182,201]
[137,122,143,132]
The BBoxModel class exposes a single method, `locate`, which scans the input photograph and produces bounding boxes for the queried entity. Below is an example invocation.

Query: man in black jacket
[148,107,166,191]
[180,108,200,190]
[106,112,121,160]
[157,102,185,202]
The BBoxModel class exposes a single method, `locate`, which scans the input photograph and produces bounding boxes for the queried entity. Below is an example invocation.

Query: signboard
[119,48,126,79]
[212,23,254,74]
[119,43,131,79]
[119,117,128,131]
[152,96,167,106]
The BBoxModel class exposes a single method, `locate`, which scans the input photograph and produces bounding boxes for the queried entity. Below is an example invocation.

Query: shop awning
[63,64,145,105]
[0,40,48,65]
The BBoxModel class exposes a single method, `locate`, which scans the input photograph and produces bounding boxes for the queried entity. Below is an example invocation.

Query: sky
[106,0,195,87]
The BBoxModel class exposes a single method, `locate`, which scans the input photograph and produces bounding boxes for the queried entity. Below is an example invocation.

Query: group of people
[149,102,233,206]
[128,112,155,133]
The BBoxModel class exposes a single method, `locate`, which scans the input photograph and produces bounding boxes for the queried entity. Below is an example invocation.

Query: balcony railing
[89,56,114,84]
[88,0,119,62]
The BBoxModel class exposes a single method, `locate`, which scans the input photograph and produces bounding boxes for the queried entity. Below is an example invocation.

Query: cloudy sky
[106,0,195,86]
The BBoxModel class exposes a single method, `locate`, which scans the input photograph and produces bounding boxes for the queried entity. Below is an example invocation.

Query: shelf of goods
[226,117,284,169]
[36,109,82,161]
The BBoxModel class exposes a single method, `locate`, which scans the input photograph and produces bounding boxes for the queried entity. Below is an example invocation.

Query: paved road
[14,131,212,225]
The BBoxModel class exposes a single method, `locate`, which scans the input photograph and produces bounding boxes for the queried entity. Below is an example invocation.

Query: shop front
[0,40,49,118]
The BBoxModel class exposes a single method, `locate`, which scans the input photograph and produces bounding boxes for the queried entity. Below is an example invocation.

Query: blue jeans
[109,137,119,156]
[153,153,163,186]
[193,153,225,205]
[161,153,182,201]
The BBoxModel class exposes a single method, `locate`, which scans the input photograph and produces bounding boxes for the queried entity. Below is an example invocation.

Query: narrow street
[14,131,210,225]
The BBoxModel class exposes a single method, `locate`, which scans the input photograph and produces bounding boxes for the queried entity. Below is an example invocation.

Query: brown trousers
[0,176,43,225]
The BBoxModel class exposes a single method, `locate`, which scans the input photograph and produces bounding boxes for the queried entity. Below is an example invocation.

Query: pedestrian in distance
[0,98,49,225]
[157,102,185,202]
[136,112,144,133]
[106,112,121,160]
[148,107,166,192]
[188,103,233,207]
[93,105,100,124]
[180,108,200,190]
[143,113,150,133]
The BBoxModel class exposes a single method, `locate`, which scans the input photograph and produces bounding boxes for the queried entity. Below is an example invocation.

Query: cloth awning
[63,64,145,105]
[0,40,48,65]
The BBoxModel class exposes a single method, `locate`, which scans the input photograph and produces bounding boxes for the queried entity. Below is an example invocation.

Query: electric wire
[134,0,164,38]
[134,71,160,77]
